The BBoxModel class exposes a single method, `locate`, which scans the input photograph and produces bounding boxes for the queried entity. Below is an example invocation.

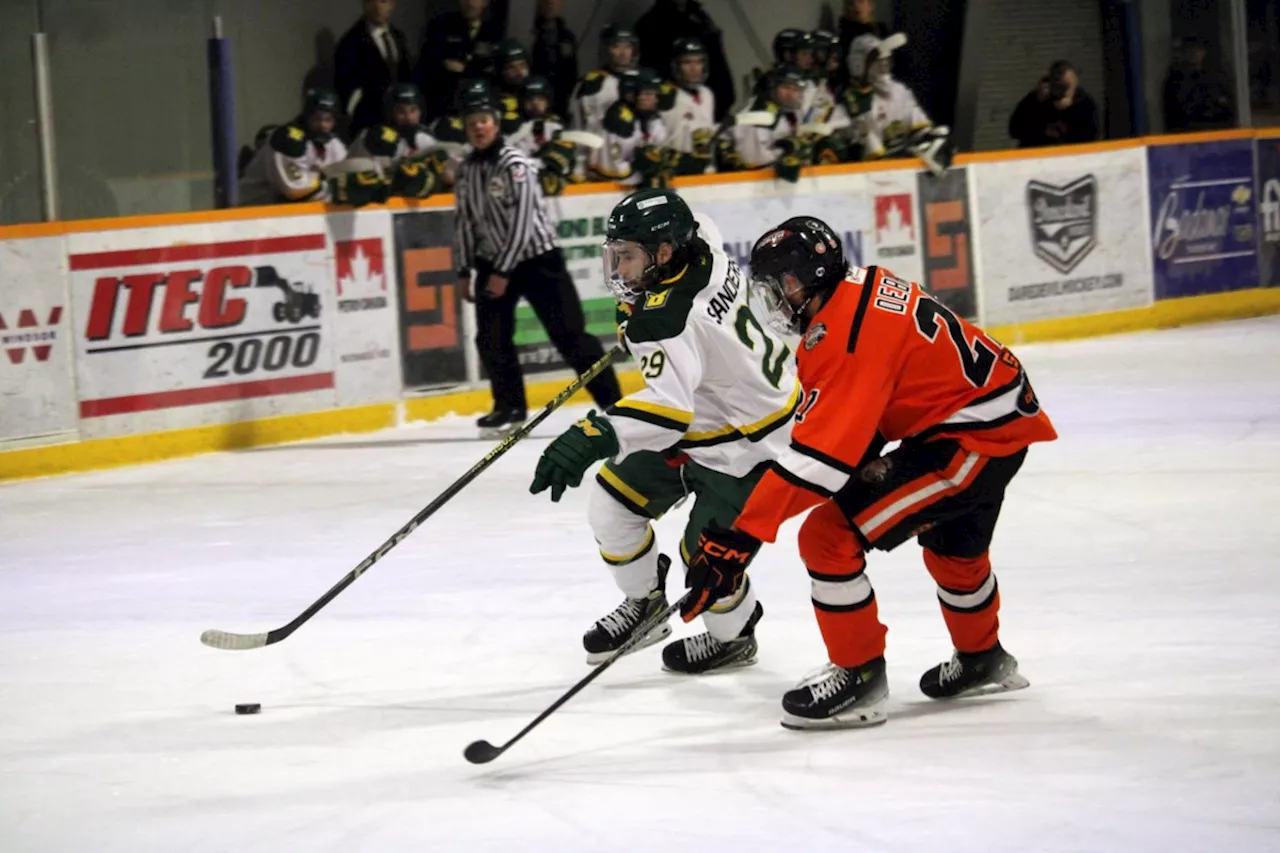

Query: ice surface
[2,318,1279,852]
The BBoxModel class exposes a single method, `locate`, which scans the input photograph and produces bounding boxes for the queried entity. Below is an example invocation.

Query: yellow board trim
[5,287,1280,483]
[612,397,695,426]
[598,465,650,509]
[0,370,645,483]
[987,288,1280,347]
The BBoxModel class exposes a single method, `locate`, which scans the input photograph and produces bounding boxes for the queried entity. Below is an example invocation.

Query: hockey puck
[234,703,261,715]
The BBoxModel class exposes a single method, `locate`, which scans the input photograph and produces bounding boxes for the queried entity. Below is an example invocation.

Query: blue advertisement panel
[1147,139,1258,299]
[1256,135,1280,288]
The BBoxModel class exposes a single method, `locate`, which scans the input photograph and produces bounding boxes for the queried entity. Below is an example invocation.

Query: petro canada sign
[874,193,916,258]
[68,233,336,424]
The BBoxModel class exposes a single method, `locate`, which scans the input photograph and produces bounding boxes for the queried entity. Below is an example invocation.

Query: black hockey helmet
[601,25,640,72]
[303,86,341,117]
[495,38,530,86]
[384,82,424,121]
[520,75,553,116]
[670,36,708,88]
[772,28,815,68]
[748,217,846,335]
[455,78,497,113]
[811,29,840,73]
[301,87,341,142]
[619,67,663,112]
[768,64,807,111]
[603,188,700,301]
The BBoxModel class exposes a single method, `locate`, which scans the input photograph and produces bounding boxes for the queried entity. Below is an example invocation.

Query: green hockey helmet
[603,188,699,301]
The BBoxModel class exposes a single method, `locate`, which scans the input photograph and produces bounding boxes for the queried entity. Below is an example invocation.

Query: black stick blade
[463,739,502,764]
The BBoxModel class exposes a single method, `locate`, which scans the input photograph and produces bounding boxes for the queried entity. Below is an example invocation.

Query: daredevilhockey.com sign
[68,233,335,424]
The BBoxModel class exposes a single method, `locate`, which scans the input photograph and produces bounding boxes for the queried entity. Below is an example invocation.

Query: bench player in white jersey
[659,37,716,176]
[239,88,348,206]
[570,25,640,133]
[725,65,811,182]
[530,189,799,674]
[591,69,670,186]
[846,33,952,171]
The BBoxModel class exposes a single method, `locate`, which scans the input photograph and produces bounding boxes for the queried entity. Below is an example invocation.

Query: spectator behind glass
[1008,60,1098,148]
[334,0,413,137]
[635,0,735,121]
[1163,36,1234,132]
[417,0,505,120]
[839,0,888,64]
[530,0,579,121]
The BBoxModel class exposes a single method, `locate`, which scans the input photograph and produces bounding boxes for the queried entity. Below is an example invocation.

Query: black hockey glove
[681,524,761,622]
[538,138,577,176]
[530,410,620,502]
[389,159,439,199]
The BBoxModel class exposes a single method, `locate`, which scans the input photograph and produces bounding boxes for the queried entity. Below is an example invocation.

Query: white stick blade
[200,629,269,650]
[736,110,777,128]
[557,130,604,149]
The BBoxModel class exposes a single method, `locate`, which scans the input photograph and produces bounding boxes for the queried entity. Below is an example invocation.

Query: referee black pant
[474,249,622,412]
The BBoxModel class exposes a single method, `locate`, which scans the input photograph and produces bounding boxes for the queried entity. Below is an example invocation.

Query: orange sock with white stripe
[799,501,888,667]
[923,549,1000,653]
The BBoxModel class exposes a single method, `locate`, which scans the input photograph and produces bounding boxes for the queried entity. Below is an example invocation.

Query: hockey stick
[200,346,625,651]
[463,593,690,764]
[557,130,605,150]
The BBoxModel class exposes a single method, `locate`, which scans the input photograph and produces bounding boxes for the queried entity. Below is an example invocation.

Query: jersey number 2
[914,295,997,387]
[735,307,790,388]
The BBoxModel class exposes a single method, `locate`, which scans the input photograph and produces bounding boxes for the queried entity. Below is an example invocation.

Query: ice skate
[476,408,526,439]
[583,555,672,664]
[918,642,1029,699]
[781,657,889,730]
[662,602,762,675]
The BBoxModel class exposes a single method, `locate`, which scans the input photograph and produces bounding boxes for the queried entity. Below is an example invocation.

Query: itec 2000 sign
[68,222,338,437]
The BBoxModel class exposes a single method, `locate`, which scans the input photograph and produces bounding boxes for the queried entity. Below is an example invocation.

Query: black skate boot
[780,657,889,730]
[583,555,672,665]
[662,601,763,675]
[919,642,1030,699]
[476,408,526,439]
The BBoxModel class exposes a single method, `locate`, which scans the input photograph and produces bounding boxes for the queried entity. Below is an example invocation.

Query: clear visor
[748,271,805,337]
[602,239,653,303]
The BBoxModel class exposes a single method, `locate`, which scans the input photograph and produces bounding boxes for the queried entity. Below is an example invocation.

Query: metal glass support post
[32,32,58,221]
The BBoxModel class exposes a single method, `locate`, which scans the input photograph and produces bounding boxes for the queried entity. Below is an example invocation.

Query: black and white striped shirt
[454,142,558,276]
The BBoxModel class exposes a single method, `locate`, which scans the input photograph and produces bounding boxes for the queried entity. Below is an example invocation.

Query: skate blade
[956,671,1030,698]
[662,655,758,676]
[479,424,524,440]
[780,696,889,731]
[584,622,672,665]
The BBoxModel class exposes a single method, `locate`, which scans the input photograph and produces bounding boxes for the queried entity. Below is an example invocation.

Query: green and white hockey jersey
[607,218,798,478]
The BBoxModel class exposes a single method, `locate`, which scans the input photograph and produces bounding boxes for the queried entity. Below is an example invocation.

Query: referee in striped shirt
[455,91,622,435]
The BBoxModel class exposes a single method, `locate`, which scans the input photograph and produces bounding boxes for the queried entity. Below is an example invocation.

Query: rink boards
[2,128,1279,478]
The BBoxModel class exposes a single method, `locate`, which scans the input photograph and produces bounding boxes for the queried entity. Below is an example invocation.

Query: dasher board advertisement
[67,220,338,438]
[1148,138,1259,298]
[972,148,1154,326]
[0,236,78,443]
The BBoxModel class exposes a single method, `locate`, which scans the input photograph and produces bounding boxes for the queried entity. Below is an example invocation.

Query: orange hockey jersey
[735,265,1057,543]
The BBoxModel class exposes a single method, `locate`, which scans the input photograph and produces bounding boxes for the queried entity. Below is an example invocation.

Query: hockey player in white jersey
[239,88,348,206]
[658,37,716,177]
[808,30,843,122]
[591,69,670,186]
[725,65,811,182]
[530,189,798,674]
[570,25,640,133]
[343,83,447,201]
[845,32,952,172]
[507,76,566,157]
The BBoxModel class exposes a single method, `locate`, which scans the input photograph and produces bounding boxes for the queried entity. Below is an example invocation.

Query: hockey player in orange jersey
[679,216,1057,730]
